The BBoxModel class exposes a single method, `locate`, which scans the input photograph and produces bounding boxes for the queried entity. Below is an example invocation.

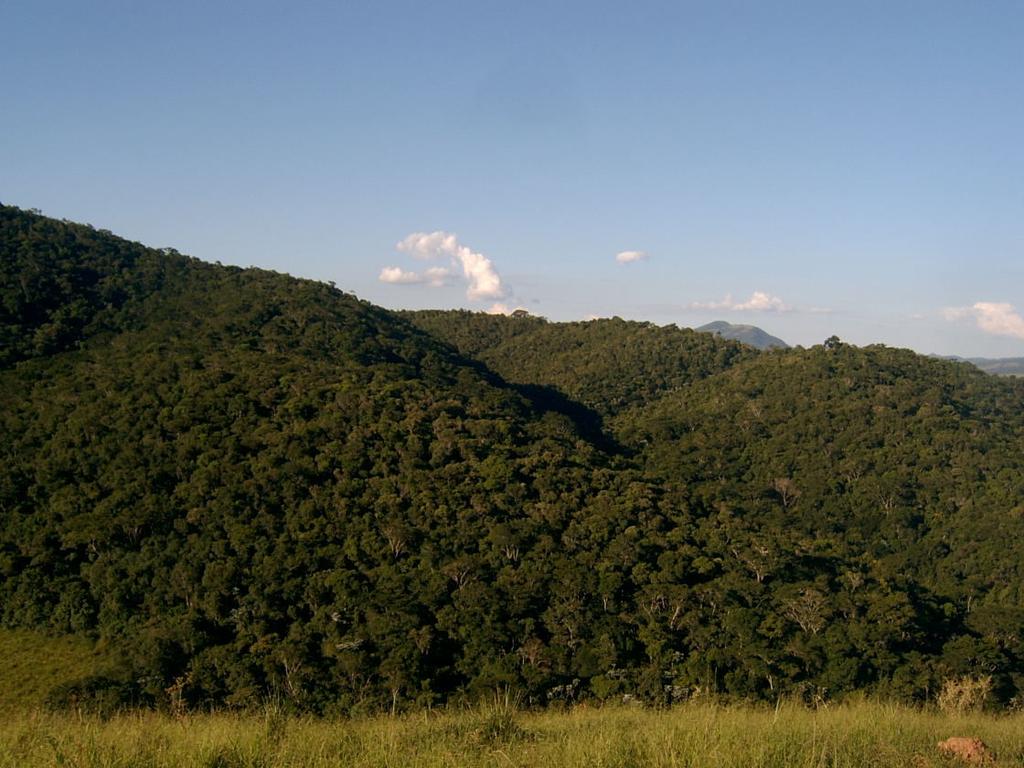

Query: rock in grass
[937,737,995,764]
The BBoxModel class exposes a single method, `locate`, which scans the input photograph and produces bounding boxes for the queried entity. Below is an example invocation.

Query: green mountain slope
[4,205,1024,712]
[616,341,1024,601]
[403,310,755,418]
[1,206,671,710]
[1,208,189,368]
[609,342,1024,700]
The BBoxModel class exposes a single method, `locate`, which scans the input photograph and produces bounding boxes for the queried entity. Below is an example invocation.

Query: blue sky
[3,0,1023,355]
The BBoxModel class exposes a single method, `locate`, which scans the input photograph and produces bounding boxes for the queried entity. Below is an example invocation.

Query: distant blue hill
[696,320,789,351]
[943,356,1024,376]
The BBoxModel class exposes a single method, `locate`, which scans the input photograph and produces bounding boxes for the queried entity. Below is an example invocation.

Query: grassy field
[0,629,119,714]
[2,700,1024,767]
[2,630,1022,767]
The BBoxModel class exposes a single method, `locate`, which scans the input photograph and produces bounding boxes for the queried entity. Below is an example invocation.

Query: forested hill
[1,207,191,367]
[1,205,666,710]
[403,310,755,417]
[3,204,1024,714]
[615,341,1024,601]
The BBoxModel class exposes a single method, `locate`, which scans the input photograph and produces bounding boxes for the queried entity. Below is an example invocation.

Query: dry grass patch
[2,700,1024,767]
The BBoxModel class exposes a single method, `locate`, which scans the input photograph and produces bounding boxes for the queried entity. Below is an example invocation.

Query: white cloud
[945,301,1024,339]
[615,250,647,264]
[377,265,452,287]
[459,250,504,300]
[689,291,792,313]
[397,231,461,261]
[422,266,454,286]
[487,302,530,315]
[734,291,790,311]
[379,267,422,284]
[394,231,506,300]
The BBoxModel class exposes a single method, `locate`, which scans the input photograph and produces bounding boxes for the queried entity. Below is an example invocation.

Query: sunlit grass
[3,631,1022,766]
[0,629,118,714]
[2,699,1024,767]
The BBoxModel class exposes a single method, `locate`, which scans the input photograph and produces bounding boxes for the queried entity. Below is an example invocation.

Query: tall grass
[2,699,1024,767]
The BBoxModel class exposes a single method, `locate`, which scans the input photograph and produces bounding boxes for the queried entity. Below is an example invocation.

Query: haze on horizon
[3,0,1023,357]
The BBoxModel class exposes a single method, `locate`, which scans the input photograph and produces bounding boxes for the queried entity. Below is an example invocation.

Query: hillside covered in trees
[3,204,1024,713]
[402,310,755,419]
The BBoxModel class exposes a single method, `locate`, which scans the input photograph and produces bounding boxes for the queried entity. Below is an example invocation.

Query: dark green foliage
[44,675,147,717]
[3,204,1024,713]
[0,206,661,711]
[403,309,755,417]
[614,342,1024,702]
[0,206,192,368]
[615,343,1024,603]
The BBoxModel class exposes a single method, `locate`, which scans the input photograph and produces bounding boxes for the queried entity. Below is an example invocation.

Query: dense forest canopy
[3,204,1024,713]
[403,309,755,419]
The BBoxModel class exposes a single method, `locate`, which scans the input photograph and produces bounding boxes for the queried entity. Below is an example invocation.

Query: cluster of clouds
[944,302,1024,340]
[380,231,506,302]
[689,291,792,313]
[380,237,808,317]
[379,238,1021,344]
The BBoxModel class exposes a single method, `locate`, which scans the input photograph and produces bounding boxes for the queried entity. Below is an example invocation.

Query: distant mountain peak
[696,320,789,350]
